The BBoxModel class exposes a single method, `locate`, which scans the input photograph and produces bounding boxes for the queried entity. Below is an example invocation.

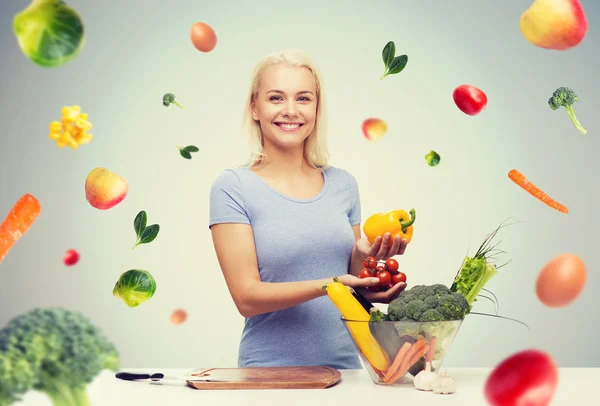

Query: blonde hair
[241,50,330,170]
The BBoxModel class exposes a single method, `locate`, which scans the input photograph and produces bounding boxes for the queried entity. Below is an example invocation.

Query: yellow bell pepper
[323,278,390,371]
[363,209,417,245]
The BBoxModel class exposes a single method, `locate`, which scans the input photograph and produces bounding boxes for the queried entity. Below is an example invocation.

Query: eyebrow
[267,89,315,96]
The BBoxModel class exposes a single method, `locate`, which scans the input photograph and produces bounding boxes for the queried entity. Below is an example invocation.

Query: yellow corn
[49,132,60,140]
[78,134,93,144]
[49,121,62,132]
[51,106,93,149]
[323,279,390,371]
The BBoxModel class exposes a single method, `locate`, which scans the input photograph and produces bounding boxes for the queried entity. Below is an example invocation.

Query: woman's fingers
[365,282,407,303]
[375,233,391,259]
[387,236,401,257]
[368,236,383,256]
[398,239,408,255]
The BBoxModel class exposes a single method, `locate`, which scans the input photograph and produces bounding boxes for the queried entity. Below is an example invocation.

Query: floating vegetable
[425,150,440,167]
[362,118,388,141]
[163,93,186,109]
[432,369,456,394]
[190,22,218,52]
[453,84,487,116]
[536,252,587,308]
[363,209,416,245]
[380,41,408,80]
[49,105,93,148]
[132,210,160,250]
[548,86,586,134]
[508,169,568,213]
[413,361,437,391]
[171,309,187,325]
[63,249,79,266]
[0,194,41,266]
[113,269,157,308]
[13,0,85,68]
[177,145,199,159]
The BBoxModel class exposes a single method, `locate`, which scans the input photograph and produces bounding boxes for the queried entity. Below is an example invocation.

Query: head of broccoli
[0,308,120,406]
[548,86,586,134]
[387,284,470,322]
[162,93,186,109]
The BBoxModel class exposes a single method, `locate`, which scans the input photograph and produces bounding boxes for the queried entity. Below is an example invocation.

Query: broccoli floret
[548,86,586,134]
[388,284,470,322]
[437,293,470,320]
[420,309,445,322]
[369,308,390,322]
[0,308,120,406]
[163,92,186,109]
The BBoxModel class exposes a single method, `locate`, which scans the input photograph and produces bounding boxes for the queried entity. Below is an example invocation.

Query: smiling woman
[207,50,410,370]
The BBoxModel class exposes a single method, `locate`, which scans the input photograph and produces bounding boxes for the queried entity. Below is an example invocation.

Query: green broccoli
[163,93,186,109]
[0,308,120,406]
[369,307,390,322]
[548,86,586,134]
[387,284,470,322]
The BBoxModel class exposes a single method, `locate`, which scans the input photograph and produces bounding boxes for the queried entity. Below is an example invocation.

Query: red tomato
[377,271,391,285]
[391,272,406,284]
[375,265,385,274]
[359,268,372,279]
[484,349,558,406]
[385,258,399,273]
[453,84,487,116]
[363,256,377,269]
[63,249,80,266]
[190,22,218,52]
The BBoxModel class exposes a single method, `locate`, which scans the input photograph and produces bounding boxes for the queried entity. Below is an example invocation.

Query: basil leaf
[134,210,147,238]
[139,224,160,245]
[382,41,395,69]
[387,55,408,75]
[183,145,199,152]
[180,150,192,159]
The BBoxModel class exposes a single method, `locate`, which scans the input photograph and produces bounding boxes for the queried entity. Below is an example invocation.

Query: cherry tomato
[359,268,372,279]
[391,272,406,284]
[63,249,80,266]
[378,271,391,286]
[385,258,399,273]
[453,84,488,116]
[367,284,382,292]
[363,256,377,269]
[484,349,558,406]
[375,265,385,274]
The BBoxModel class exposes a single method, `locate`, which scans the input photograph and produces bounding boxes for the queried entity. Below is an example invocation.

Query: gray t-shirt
[208,164,363,369]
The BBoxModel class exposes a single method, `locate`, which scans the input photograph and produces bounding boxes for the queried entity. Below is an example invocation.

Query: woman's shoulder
[322,164,357,183]
[211,165,253,190]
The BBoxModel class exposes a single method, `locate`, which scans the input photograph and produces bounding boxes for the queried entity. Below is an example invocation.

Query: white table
[15,367,595,405]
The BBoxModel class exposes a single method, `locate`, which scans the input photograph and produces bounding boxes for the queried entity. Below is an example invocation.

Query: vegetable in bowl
[13,0,85,68]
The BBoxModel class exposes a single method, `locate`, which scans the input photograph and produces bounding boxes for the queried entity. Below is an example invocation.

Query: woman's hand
[335,274,407,304]
[355,232,408,261]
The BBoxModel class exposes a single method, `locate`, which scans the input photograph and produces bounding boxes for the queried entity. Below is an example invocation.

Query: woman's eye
[299,96,311,101]
[269,95,282,101]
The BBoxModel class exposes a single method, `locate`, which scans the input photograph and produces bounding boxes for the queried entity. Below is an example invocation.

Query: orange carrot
[0,194,41,265]
[425,337,437,364]
[387,344,430,385]
[508,169,568,214]
[383,342,412,382]
[384,338,425,383]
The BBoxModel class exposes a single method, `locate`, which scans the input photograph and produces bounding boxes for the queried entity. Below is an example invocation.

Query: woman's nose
[283,102,298,116]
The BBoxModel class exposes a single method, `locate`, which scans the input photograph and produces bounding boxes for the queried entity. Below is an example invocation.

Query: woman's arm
[211,223,338,318]
[349,225,366,278]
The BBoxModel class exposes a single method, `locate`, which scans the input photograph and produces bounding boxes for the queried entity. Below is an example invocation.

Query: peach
[85,167,128,210]
[519,0,587,50]
[362,118,388,141]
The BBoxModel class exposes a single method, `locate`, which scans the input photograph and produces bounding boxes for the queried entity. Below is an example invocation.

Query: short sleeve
[347,171,361,226]
[209,169,251,229]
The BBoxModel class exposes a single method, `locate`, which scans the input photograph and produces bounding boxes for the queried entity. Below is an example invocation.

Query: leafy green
[163,93,186,109]
[13,0,85,68]
[132,210,160,249]
[177,145,199,159]
[380,41,408,80]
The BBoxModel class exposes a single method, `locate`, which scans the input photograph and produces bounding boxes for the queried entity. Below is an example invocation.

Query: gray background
[0,0,597,369]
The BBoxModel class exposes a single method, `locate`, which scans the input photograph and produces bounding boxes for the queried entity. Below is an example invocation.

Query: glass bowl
[341,317,463,385]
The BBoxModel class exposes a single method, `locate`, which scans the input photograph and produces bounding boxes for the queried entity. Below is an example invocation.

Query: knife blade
[115,372,241,383]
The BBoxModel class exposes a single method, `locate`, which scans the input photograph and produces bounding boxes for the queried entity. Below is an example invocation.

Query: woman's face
[251,64,318,153]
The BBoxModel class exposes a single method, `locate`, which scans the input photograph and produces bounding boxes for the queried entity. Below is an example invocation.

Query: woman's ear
[251,103,259,121]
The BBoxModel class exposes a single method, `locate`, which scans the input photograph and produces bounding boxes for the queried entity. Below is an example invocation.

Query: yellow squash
[323,278,390,371]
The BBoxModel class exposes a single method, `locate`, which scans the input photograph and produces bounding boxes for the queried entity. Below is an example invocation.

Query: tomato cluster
[359,256,406,292]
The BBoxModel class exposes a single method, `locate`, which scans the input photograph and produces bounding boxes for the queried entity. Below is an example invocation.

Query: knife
[115,372,234,383]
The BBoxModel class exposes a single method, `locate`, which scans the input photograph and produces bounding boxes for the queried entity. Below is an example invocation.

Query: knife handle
[115,372,165,381]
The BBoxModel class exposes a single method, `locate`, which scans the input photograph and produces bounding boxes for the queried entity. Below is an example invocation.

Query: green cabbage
[113,269,157,308]
[13,0,85,67]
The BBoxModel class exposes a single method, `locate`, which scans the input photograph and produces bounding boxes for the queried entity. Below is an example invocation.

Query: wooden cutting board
[186,366,342,390]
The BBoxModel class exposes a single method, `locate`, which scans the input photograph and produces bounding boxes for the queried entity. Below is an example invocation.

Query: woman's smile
[274,122,305,132]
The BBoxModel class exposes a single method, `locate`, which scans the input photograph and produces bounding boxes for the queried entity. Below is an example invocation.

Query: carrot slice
[425,337,437,364]
[383,342,412,383]
[0,194,41,265]
[387,344,430,384]
[508,169,568,214]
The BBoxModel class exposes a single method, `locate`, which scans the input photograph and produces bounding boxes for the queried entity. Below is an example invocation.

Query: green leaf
[134,211,147,238]
[179,150,192,159]
[139,224,160,245]
[183,145,199,152]
[382,41,395,70]
[387,55,408,75]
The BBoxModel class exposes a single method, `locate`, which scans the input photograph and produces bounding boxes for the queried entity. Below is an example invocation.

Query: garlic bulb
[432,369,456,394]
[413,362,437,391]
